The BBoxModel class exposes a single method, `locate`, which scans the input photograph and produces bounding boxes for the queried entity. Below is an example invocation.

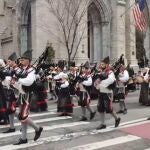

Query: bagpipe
[111,54,124,78]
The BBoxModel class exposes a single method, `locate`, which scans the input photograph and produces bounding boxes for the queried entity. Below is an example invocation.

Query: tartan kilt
[0,90,6,117]
[57,87,73,113]
[77,91,91,107]
[113,87,125,100]
[97,93,113,113]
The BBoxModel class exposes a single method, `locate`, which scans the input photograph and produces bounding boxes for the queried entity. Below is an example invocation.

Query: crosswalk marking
[65,135,141,150]
[47,104,97,112]
[0,91,149,150]
[0,117,148,149]
[20,111,56,118]
[0,121,89,138]
[14,111,56,121]
[0,116,72,129]
[0,135,141,150]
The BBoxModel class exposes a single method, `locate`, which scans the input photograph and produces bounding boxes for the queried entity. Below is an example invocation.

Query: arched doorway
[19,0,32,55]
[88,0,110,62]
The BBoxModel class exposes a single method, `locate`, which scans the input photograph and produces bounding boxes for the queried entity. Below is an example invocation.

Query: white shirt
[96,71,116,93]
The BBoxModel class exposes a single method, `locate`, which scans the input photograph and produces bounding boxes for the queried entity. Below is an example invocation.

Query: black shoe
[64,113,72,116]
[96,124,106,130]
[13,138,28,145]
[34,127,43,141]
[147,117,150,120]
[90,112,96,120]
[3,128,15,133]
[116,110,124,114]
[58,113,64,116]
[115,117,121,127]
[79,117,87,121]
[0,119,9,125]
[123,109,127,114]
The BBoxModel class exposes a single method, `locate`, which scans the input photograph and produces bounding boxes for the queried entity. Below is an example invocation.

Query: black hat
[83,61,90,69]
[119,54,125,65]
[21,50,32,60]
[70,61,75,67]
[58,60,65,70]
[50,63,55,67]
[8,52,17,61]
[102,56,110,64]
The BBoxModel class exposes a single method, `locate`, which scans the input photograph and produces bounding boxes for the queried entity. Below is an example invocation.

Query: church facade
[0,0,149,67]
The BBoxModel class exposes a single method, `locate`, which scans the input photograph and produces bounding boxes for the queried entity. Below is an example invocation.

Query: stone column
[20,24,28,55]
[0,0,4,16]
[93,23,101,62]
[102,23,111,58]
[0,38,2,56]
[116,0,126,58]
[125,0,138,69]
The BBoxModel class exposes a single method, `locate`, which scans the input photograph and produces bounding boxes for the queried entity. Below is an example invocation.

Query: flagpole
[120,2,136,18]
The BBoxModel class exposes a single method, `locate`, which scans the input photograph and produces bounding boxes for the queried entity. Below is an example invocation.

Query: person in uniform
[47,64,57,101]
[0,59,9,125]
[94,56,121,129]
[139,67,150,106]
[116,64,129,114]
[11,50,43,145]
[76,61,96,121]
[2,52,20,133]
[54,60,73,116]
[68,62,77,97]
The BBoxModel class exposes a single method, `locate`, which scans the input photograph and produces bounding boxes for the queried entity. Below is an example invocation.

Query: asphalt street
[0,89,150,150]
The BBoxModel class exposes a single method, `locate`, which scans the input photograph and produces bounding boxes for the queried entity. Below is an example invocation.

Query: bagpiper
[11,50,43,145]
[116,62,129,114]
[76,61,96,121]
[94,56,121,129]
[0,59,9,125]
[2,52,20,133]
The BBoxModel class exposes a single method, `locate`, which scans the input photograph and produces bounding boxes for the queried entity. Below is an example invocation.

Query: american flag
[132,0,147,31]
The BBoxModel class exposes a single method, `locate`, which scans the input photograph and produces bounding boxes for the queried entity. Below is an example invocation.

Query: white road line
[0,134,141,150]
[25,111,56,117]
[65,135,141,150]
[48,104,97,112]
[14,111,56,120]
[0,121,89,138]
[0,118,148,150]
[0,116,72,129]
[0,117,148,138]
[145,148,150,150]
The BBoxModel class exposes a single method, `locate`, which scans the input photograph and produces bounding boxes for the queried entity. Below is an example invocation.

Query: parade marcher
[68,62,77,96]
[0,59,9,125]
[76,61,96,121]
[11,50,43,145]
[116,64,129,114]
[54,60,73,116]
[47,64,57,101]
[2,52,19,133]
[139,67,150,106]
[30,66,48,112]
[94,56,121,129]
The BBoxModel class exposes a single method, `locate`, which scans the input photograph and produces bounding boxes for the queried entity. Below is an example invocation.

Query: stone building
[0,0,149,67]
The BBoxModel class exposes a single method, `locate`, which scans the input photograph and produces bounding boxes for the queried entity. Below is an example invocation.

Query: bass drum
[134,76,144,83]
[127,78,136,92]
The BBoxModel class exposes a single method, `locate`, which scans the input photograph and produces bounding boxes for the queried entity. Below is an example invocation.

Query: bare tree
[47,0,89,66]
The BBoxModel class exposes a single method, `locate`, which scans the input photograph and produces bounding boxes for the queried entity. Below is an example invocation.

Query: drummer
[139,68,150,106]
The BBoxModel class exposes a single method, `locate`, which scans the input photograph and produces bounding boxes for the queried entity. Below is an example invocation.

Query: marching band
[0,52,149,145]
